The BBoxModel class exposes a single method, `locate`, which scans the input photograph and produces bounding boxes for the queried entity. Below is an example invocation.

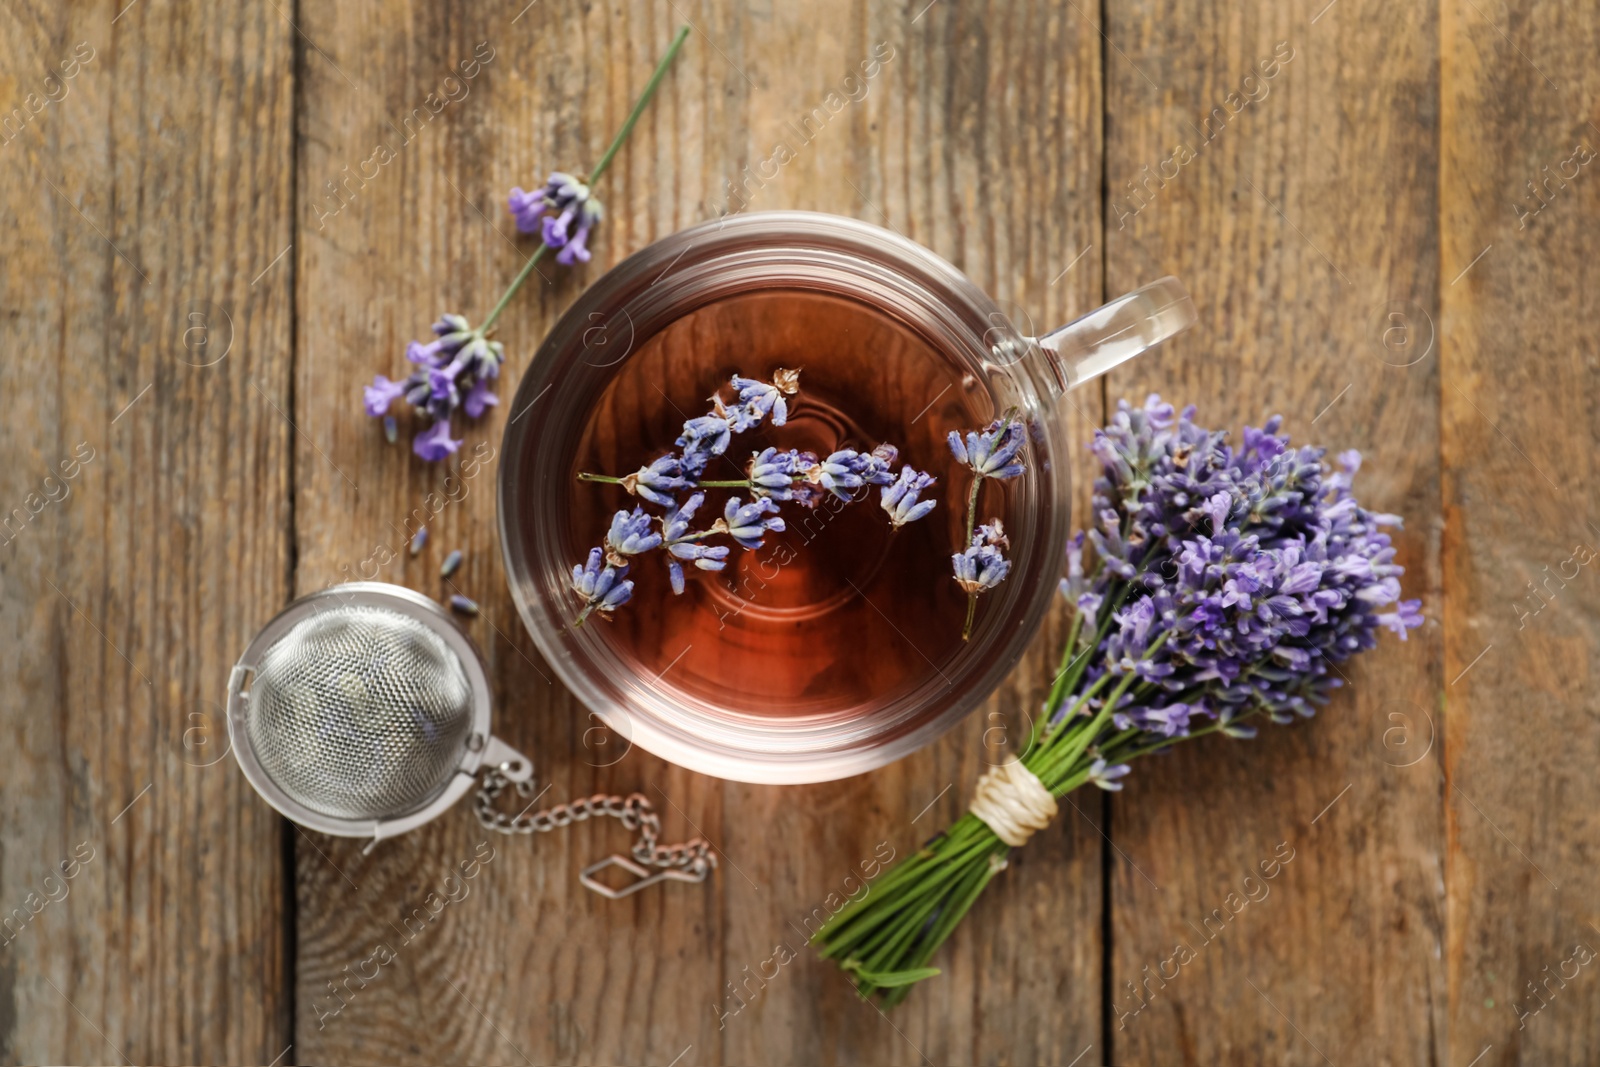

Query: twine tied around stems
[967,757,1057,847]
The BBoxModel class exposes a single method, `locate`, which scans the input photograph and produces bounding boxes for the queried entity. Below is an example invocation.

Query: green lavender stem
[476,25,689,335]
[575,472,771,490]
[812,633,1179,1003]
[959,474,984,640]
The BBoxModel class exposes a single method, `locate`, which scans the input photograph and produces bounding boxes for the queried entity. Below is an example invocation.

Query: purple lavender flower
[1055,393,1422,740]
[949,416,1026,480]
[661,492,705,543]
[571,547,633,622]
[749,447,819,500]
[881,467,938,528]
[604,506,664,563]
[723,496,785,550]
[1376,598,1424,639]
[1088,758,1132,791]
[1057,532,1105,624]
[364,375,408,417]
[366,313,504,462]
[463,378,499,419]
[730,369,801,428]
[676,415,734,476]
[952,520,1011,595]
[413,419,462,462]
[406,313,475,367]
[509,172,605,265]
[818,444,899,499]
[810,391,1426,1000]
[661,492,730,594]
[621,454,690,507]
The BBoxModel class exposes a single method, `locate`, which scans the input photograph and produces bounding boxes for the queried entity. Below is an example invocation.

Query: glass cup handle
[1031,277,1196,392]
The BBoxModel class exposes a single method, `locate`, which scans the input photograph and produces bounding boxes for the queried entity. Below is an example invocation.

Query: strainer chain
[474,768,717,881]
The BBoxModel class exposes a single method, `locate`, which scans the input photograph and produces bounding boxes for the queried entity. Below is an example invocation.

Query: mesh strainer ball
[228,583,530,842]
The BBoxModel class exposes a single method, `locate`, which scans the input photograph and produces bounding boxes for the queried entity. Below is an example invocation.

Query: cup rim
[498,210,1070,784]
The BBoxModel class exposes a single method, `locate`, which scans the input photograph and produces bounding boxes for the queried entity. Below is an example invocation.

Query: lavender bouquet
[813,395,1422,1003]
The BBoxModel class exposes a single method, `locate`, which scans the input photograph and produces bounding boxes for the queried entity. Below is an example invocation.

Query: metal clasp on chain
[473,767,717,896]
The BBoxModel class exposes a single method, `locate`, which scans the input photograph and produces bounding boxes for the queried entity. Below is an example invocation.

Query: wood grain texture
[6,0,1598,1064]
[290,4,722,1065]
[715,6,1107,1065]
[291,1,1106,1064]
[0,2,294,1064]
[1440,1,1600,1063]
[1102,1,1448,1064]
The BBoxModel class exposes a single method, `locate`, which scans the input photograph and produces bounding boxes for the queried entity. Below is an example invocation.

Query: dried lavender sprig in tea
[569,369,936,623]
[948,414,1026,639]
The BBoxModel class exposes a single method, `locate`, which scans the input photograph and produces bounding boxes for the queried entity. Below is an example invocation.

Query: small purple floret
[365,312,503,463]
[749,447,819,501]
[509,172,604,265]
[881,467,938,528]
[413,418,462,462]
[723,495,785,550]
[949,417,1026,480]
[818,444,899,499]
[571,546,633,620]
[605,506,664,560]
[952,520,1011,595]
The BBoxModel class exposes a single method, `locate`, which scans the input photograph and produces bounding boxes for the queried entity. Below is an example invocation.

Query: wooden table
[4,1,1596,1063]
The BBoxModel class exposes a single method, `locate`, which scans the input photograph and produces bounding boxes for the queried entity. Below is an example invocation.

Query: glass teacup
[499,212,1193,783]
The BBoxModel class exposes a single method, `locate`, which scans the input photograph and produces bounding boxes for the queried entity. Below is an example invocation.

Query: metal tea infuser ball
[226,582,714,897]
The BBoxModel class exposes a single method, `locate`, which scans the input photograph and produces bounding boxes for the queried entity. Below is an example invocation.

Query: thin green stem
[817,826,996,953]
[817,831,995,953]
[896,852,994,973]
[478,244,551,333]
[962,474,982,546]
[882,851,1005,1007]
[1029,632,1169,788]
[476,25,689,334]
[1034,671,1113,754]
[959,474,984,641]
[586,25,690,187]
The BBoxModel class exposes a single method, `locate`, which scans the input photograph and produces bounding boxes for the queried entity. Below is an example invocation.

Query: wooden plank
[716,4,1107,1065]
[289,5,723,1065]
[0,3,294,1064]
[291,1,1106,1064]
[1440,1,1600,1063]
[1101,2,1447,1063]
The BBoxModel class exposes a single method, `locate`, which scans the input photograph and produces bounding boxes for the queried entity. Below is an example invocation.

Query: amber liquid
[565,289,1003,720]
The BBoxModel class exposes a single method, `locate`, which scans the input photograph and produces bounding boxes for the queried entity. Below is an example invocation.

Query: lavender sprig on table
[362,26,691,462]
[814,394,1423,1005]
[569,369,935,623]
